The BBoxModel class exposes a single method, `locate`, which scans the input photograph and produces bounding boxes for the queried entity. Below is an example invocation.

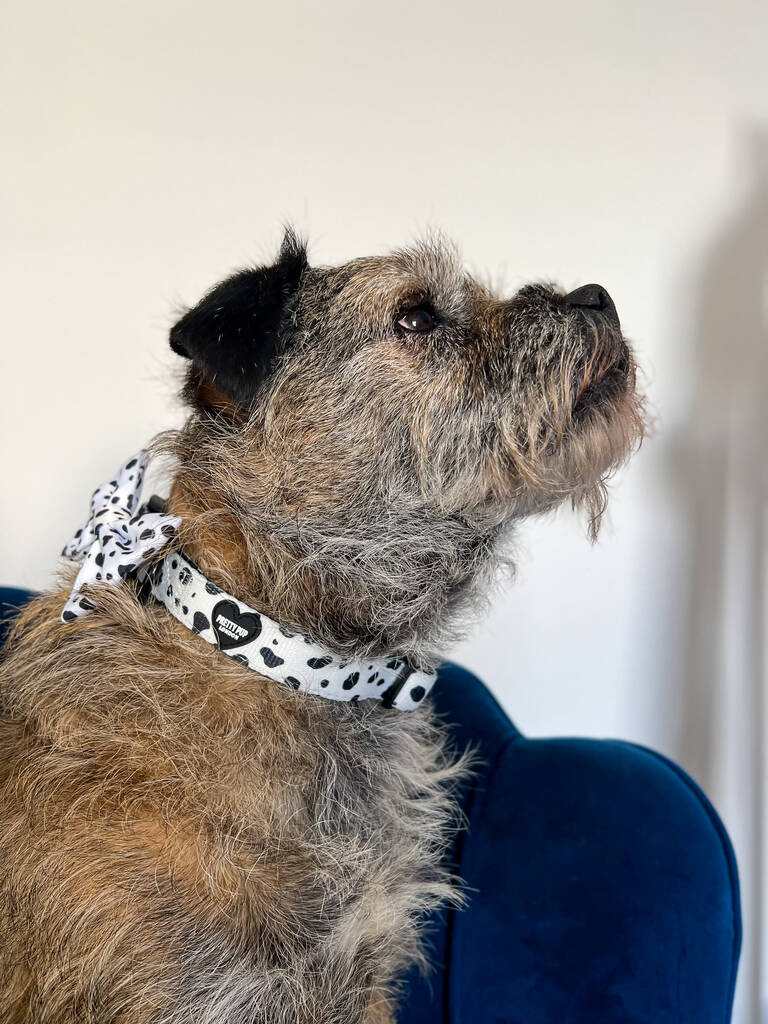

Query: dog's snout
[563,284,619,328]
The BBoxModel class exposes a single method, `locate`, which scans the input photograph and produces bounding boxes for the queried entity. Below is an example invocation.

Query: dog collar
[61,450,436,711]
[140,550,435,711]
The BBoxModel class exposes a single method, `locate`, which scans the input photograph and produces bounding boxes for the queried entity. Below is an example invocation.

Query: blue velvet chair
[0,587,741,1023]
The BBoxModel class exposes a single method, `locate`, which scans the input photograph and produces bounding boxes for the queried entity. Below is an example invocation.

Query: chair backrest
[1,586,36,647]
[400,664,741,1024]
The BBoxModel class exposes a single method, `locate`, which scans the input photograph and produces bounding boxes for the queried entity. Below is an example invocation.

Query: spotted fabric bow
[61,451,181,622]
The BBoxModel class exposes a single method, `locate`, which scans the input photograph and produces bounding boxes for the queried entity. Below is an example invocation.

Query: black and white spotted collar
[61,450,436,711]
[141,550,435,711]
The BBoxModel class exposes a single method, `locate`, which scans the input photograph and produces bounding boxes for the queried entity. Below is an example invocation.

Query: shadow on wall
[675,126,768,789]
[670,125,767,1023]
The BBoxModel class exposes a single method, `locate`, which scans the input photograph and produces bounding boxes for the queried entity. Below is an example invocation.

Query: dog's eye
[397,305,437,333]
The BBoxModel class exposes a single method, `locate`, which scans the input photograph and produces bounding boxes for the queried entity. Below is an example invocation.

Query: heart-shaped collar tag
[212,600,263,650]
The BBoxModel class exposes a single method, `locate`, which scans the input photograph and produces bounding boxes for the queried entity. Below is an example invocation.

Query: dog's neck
[166,475,500,664]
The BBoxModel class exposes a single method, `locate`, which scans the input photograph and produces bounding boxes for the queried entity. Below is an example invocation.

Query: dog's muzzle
[563,283,620,330]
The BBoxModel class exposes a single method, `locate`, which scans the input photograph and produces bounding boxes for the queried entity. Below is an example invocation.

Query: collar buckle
[380,662,417,709]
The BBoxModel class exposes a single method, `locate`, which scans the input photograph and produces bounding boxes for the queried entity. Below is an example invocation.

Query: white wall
[1,2,766,1019]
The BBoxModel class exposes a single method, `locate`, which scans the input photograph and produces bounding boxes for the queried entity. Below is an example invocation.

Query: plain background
[1,2,766,1020]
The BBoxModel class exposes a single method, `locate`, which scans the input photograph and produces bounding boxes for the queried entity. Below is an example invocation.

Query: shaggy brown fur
[0,233,645,1023]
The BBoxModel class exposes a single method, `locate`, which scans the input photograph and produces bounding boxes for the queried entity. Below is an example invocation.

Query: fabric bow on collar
[61,451,181,621]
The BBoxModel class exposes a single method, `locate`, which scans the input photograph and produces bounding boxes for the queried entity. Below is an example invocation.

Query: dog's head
[167,231,645,652]
[171,230,643,532]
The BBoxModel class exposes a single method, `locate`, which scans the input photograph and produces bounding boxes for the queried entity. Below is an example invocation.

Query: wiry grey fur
[0,233,644,1023]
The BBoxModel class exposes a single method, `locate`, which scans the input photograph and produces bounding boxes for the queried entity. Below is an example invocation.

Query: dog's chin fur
[505,371,646,539]
[0,234,646,1023]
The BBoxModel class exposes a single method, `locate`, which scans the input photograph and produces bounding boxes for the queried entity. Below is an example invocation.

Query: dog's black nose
[564,284,619,327]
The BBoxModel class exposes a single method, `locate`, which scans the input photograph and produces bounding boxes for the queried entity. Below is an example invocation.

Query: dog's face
[170,232,644,538]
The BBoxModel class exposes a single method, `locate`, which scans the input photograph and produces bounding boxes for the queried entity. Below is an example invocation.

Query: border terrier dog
[0,231,644,1023]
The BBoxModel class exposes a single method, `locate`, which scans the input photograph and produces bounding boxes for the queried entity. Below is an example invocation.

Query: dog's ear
[170,228,308,407]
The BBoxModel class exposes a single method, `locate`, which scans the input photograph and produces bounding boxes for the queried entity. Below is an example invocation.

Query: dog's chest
[162,699,458,1021]
[0,602,460,1024]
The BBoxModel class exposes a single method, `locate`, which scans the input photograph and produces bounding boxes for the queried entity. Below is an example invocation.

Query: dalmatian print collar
[61,450,436,711]
[142,550,435,711]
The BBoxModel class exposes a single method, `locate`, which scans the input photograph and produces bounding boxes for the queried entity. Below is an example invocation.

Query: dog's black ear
[170,229,308,406]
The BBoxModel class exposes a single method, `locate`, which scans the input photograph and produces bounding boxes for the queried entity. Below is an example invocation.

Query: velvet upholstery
[401,663,741,1023]
[0,588,741,1023]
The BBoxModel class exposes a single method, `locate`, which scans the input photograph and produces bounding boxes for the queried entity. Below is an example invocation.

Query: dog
[0,231,645,1023]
